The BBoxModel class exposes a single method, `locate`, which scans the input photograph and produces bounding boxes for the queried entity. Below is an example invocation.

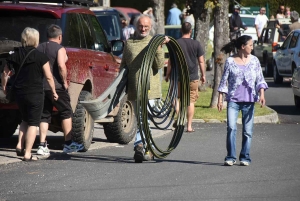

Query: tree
[151,0,165,34]
[210,0,230,108]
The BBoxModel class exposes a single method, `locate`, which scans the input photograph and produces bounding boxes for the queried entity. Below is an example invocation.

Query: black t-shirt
[37,41,64,91]
[6,47,49,95]
[177,38,204,81]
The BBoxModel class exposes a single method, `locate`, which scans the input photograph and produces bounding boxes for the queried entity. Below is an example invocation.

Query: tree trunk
[151,0,165,34]
[210,0,229,108]
[193,0,211,77]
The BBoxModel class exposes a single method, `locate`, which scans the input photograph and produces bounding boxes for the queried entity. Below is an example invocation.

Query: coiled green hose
[137,35,190,159]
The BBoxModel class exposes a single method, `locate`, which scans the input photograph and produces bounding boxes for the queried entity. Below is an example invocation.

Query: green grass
[161,82,273,122]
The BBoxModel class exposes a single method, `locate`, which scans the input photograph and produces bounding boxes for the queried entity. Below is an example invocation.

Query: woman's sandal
[22,155,39,162]
[16,148,25,156]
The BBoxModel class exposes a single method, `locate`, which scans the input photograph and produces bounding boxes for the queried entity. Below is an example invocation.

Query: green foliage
[240,0,300,18]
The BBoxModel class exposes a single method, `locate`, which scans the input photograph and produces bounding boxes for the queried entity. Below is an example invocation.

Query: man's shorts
[41,90,73,123]
[190,80,199,104]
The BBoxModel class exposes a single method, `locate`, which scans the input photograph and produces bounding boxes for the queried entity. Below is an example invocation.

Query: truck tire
[0,40,21,53]
[103,95,136,144]
[263,54,273,77]
[206,56,214,71]
[0,109,21,138]
[273,62,283,84]
[72,91,94,151]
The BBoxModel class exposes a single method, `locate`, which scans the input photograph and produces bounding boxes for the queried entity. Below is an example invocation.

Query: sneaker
[143,151,154,161]
[37,146,50,156]
[224,160,236,166]
[240,161,250,166]
[134,144,144,163]
[63,141,84,153]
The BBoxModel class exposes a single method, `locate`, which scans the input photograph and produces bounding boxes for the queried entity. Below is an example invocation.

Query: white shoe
[224,160,236,166]
[37,146,50,156]
[240,161,250,166]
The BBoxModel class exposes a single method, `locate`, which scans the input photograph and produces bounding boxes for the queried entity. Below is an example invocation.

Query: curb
[192,106,279,124]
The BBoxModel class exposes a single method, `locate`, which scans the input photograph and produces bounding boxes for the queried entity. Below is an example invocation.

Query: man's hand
[53,92,59,101]
[63,82,68,90]
[200,75,206,84]
[162,36,170,44]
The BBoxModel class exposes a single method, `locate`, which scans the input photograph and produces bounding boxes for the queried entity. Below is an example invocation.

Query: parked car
[113,7,141,26]
[209,14,258,42]
[0,0,136,149]
[164,25,214,73]
[253,18,291,77]
[90,6,124,56]
[273,29,300,84]
[291,66,300,108]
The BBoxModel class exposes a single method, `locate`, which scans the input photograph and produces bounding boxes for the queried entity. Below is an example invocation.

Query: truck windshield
[0,10,60,43]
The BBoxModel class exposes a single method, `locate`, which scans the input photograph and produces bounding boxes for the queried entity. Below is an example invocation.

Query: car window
[289,32,299,48]
[0,10,58,43]
[89,15,108,52]
[281,33,293,49]
[96,14,121,41]
[241,17,255,27]
[80,14,95,50]
[64,13,85,48]
[262,29,273,43]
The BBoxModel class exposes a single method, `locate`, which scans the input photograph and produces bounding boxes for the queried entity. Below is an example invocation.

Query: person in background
[276,5,285,19]
[229,5,247,41]
[165,22,206,132]
[255,7,268,38]
[1,27,58,161]
[289,11,300,31]
[285,6,291,18]
[120,14,169,163]
[181,8,195,28]
[166,3,181,25]
[121,18,135,40]
[37,24,83,155]
[217,35,268,166]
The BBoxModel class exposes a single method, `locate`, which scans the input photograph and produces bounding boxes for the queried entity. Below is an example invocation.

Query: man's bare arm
[57,47,68,90]
[198,55,206,83]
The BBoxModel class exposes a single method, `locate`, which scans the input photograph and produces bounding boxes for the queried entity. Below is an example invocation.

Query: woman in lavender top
[217,35,268,166]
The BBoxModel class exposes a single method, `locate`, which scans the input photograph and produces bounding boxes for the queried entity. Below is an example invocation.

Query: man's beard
[136,30,150,38]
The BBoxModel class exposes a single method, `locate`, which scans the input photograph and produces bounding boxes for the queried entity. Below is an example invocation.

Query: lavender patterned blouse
[218,55,268,102]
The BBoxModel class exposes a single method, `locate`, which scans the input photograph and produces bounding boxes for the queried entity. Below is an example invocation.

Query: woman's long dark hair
[221,35,252,54]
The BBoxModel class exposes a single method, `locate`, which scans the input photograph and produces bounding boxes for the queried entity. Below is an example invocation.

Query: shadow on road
[268,105,300,116]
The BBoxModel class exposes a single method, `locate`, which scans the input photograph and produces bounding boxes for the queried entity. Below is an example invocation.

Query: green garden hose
[136,35,190,159]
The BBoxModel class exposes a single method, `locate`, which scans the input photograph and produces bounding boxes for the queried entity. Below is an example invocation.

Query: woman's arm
[42,61,58,101]
[1,65,11,93]
[217,92,224,112]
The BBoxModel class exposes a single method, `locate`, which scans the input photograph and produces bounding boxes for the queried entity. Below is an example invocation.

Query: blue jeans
[225,102,255,163]
[132,101,152,149]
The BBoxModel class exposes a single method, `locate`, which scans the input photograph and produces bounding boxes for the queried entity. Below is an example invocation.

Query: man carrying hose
[120,14,169,163]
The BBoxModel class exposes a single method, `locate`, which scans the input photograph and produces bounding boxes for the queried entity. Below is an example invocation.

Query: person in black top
[229,6,247,41]
[37,24,83,154]
[165,22,206,132]
[1,27,58,161]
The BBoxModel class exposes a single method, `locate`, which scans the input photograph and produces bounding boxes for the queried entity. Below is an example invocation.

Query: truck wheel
[263,55,272,77]
[0,109,21,138]
[72,91,94,151]
[0,40,21,53]
[273,62,283,84]
[294,95,300,108]
[206,56,214,71]
[103,95,136,144]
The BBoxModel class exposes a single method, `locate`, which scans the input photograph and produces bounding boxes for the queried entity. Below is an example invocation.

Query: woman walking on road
[1,27,58,161]
[217,35,268,166]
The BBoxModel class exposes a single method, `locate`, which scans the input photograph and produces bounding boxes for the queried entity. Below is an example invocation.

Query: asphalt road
[264,77,300,124]
[1,70,300,201]
[0,123,300,201]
